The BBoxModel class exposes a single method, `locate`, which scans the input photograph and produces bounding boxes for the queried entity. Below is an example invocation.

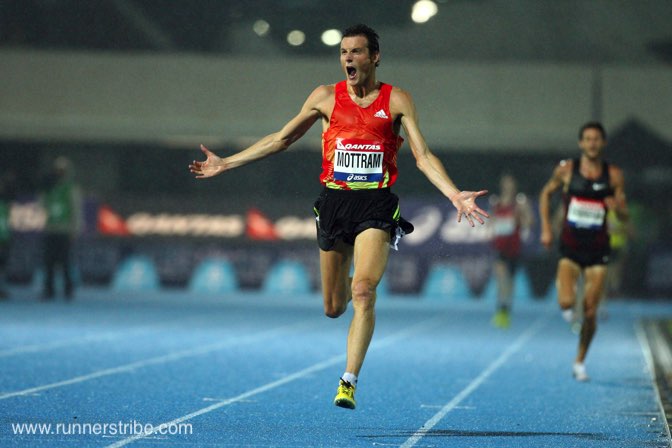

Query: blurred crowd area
[1,118,671,299]
[1,2,671,300]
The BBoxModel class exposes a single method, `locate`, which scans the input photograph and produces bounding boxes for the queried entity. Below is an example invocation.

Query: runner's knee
[557,286,575,308]
[323,292,347,318]
[583,287,602,319]
[324,303,346,318]
[351,280,376,310]
[583,302,599,320]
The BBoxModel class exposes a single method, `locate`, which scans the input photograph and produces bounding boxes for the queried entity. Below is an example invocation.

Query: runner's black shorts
[559,244,610,268]
[313,187,413,251]
[496,252,520,274]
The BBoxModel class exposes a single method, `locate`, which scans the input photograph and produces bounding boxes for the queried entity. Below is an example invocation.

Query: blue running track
[0,288,670,447]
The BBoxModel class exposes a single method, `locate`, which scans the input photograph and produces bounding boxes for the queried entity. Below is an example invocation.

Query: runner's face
[500,175,516,197]
[578,128,606,160]
[340,35,379,87]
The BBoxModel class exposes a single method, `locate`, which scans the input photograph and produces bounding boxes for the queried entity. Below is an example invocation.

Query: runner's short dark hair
[578,121,607,140]
[342,24,380,56]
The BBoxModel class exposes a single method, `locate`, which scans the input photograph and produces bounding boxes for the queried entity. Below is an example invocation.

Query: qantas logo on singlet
[335,138,381,151]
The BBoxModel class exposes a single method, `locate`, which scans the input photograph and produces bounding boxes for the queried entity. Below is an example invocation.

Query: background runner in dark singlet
[539,121,629,382]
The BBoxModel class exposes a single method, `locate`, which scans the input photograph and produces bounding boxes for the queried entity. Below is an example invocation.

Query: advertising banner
[6,196,552,296]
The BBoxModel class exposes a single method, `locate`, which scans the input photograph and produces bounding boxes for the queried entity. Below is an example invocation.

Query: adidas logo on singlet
[374,109,389,119]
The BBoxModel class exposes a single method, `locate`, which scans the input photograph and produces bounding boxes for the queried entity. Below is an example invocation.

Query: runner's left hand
[451,190,489,226]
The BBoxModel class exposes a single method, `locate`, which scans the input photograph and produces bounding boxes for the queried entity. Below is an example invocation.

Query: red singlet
[320,81,404,190]
[492,202,522,259]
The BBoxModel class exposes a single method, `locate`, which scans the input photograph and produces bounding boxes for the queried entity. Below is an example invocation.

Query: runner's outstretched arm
[391,87,488,226]
[189,86,330,178]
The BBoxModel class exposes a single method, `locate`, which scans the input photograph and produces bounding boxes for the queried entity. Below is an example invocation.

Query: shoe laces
[339,378,355,392]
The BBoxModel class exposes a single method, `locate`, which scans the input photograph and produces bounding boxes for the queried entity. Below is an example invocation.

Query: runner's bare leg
[557,258,581,311]
[577,265,607,363]
[319,241,354,318]
[346,228,390,376]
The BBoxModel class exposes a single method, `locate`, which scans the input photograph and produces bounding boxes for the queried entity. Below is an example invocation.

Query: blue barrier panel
[262,260,311,295]
[545,281,558,301]
[513,268,535,301]
[112,256,160,292]
[421,264,472,300]
[188,259,238,294]
[481,274,497,303]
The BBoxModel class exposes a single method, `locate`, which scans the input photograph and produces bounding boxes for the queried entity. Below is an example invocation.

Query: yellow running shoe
[334,379,356,409]
[491,310,511,329]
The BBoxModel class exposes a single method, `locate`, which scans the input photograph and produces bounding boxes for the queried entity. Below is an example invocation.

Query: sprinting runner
[189,24,488,408]
[539,121,629,381]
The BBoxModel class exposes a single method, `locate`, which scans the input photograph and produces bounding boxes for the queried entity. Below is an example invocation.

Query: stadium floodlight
[287,30,306,46]
[253,20,270,37]
[321,29,342,46]
[411,0,438,24]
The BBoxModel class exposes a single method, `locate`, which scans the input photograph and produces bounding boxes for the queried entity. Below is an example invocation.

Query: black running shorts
[559,244,610,268]
[313,187,413,251]
[496,252,520,275]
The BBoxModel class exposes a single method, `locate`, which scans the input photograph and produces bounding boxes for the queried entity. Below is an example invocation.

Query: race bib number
[333,138,384,183]
[567,197,605,229]
[493,216,516,236]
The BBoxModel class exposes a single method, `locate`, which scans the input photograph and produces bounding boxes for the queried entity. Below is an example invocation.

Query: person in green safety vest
[40,157,82,301]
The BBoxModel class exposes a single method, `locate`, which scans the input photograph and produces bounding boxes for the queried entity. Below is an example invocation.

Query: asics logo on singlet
[373,109,389,119]
[347,174,368,181]
[336,138,381,151]
[592,183,607,191]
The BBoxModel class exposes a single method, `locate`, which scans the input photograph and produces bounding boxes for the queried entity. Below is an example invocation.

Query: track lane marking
[104,314,448,448]
[0,318,317,400]
[0,314,219,358]
[635,321,672,446]
[400,313,551,448]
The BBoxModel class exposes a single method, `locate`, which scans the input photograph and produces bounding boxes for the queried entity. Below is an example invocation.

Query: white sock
[342,372,357,385]
[562,309,575,323]
[573,362,589,380]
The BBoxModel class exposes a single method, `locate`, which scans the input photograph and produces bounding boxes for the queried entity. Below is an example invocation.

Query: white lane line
[0,318,317,401]
[104,314,448,448]
[0,332,131,358]
[635,321,672,446]
[400,313,550,448]
[643,322,672,372]
[0,308,238,358]
[0,315,208,358]
[0,311,259,358]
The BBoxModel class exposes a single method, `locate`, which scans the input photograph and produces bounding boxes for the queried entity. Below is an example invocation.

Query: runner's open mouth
[346,66,356,79]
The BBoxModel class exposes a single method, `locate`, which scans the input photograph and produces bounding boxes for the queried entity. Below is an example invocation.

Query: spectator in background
[0,170,17,299]
[596,207,635,320]
[490,173,534,328]
[40,157,82,301]
[605,208,634,296]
